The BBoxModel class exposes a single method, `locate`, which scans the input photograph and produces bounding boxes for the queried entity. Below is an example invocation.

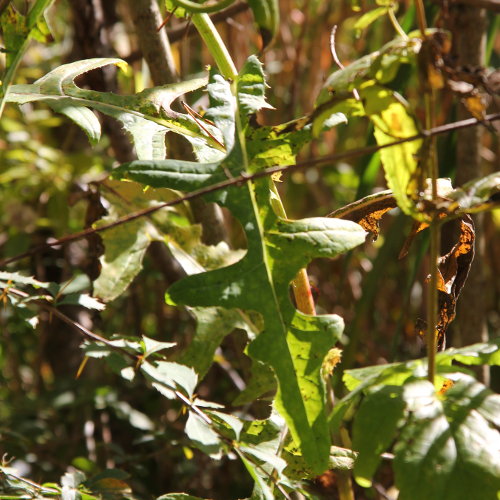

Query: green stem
[388,7,408,39]
[190,13,238,79]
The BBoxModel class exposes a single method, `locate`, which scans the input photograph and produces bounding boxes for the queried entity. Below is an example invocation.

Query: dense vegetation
[1,1,499,499]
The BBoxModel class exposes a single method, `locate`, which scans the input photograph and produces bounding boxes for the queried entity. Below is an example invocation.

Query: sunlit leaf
[360,82,421,216]
[115,56,367,473]
[5,58,214,157]
[141,360,198,399]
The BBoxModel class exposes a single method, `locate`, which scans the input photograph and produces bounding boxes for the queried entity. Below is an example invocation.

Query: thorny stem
[5,287,138,361]
[1,113,498,268]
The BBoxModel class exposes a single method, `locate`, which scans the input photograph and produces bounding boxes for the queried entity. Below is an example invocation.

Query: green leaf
[329,446,358,471]
[93,180,184,301]
[394,376,500,500]
[354,7,388,35]
[233,359,276,404]
[185,412,223,456]
[0,5,29,67]
[141,360,198,399]
[115,57,367,473]
[317,35,423,102]
[0,270,49,288]
[5,58,214,158]
[237,56,274,119]
[238,452,276,500]
[180,306,255,377]
[360,82,421,216]
[247,0,280,48]
[449,171,500,214]
[167,238,257,378]
[352,385,405,487]
[436,338,500,367]
[207,410,244,440]
[141,336,177,358]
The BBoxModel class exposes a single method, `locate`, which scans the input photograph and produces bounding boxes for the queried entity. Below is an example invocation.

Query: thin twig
[330,25,360,100]
[5,287,138,360]
[1,113,499,268]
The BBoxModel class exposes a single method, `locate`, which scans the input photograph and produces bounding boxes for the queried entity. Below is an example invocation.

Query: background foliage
[1,1,499,499]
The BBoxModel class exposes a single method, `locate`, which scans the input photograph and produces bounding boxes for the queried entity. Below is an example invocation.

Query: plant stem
[427,219,440,383]
[414,0,428,37]
[190,13,238,79]
[388,7,408,39]
[269,180,316,315]
[423,66,439,383]
[172,0,236,14]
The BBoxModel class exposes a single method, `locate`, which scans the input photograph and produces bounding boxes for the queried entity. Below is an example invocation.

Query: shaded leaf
[93,179,193,301]
[233,360,276,405]
[352,385,405,487]
[394,376,500,500]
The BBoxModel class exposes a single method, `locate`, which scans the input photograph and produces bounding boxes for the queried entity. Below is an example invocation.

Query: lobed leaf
[115,56,366,473]
[5,58,215,159]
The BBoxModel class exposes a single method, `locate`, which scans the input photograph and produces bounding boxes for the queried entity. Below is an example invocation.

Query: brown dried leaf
[435,215,475,349]
[327,189,396,240]
[414,216,474,351]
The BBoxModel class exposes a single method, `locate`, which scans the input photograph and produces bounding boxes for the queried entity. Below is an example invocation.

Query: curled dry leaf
[326,189,396,240]
[329,190,475,352]
[433,215,475,350]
